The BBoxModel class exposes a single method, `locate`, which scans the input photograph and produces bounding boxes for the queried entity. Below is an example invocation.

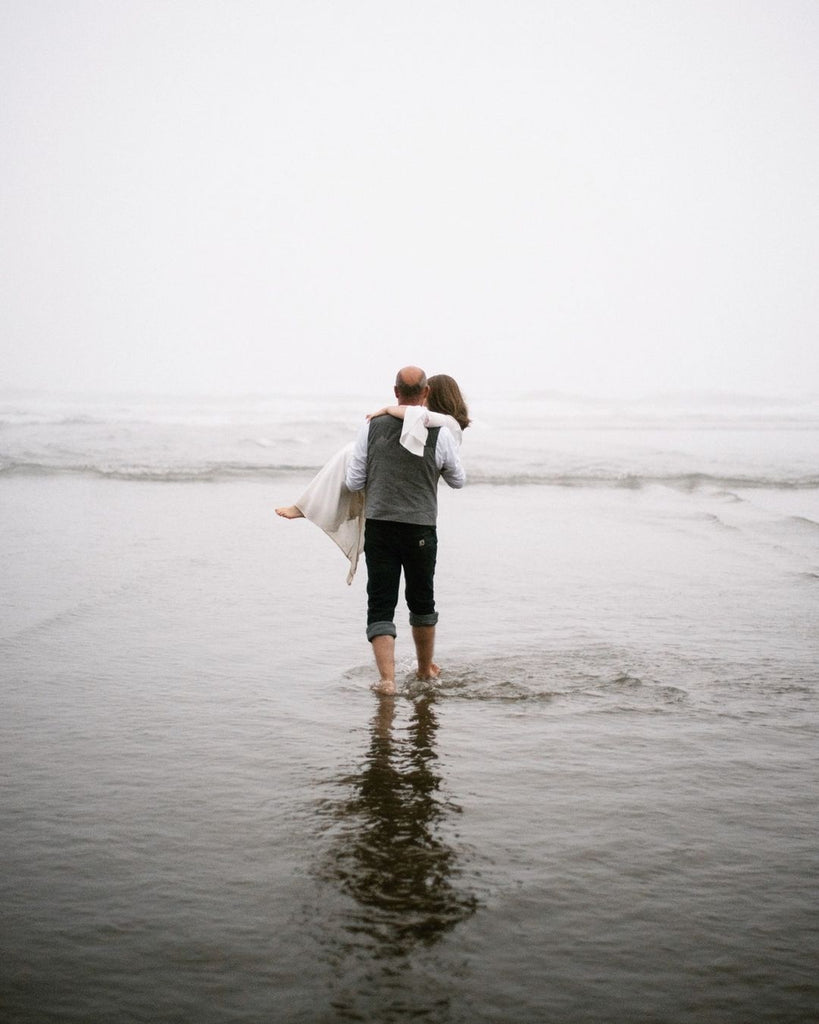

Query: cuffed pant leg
[364,520,402,636]
[366,620,398,641]
[409,611,438,627]
[403,525,438,622]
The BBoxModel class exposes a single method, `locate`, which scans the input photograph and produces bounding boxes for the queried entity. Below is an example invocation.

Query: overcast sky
[2,0,817,399]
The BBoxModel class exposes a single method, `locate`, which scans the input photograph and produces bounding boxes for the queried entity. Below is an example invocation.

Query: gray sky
[2,0,817,399]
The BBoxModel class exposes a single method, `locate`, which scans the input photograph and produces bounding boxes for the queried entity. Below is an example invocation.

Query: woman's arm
[423,411,463,446]
[367,407,460,437]
[364,405,463,453]
[366,405,405,421]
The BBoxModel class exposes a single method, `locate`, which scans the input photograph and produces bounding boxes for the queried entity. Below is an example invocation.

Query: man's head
[394,365,429,406]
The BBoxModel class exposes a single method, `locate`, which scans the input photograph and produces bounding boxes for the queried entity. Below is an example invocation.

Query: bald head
[394,365,429,405]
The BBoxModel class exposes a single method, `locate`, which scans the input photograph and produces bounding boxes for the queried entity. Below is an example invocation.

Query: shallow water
[2,395,818,1021]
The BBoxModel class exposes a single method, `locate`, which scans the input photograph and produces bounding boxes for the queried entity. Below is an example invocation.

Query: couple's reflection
[321,693,477,958]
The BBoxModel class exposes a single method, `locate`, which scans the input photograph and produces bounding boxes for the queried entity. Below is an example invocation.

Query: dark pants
[364,519,439,641]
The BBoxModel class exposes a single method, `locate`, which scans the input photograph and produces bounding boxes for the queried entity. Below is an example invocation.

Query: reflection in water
[318,695,478,961]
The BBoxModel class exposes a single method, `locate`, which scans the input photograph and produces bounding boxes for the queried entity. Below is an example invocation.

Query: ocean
[1,388,818,1023]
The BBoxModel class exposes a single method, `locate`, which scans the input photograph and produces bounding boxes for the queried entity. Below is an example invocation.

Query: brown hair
[427,374,471,430]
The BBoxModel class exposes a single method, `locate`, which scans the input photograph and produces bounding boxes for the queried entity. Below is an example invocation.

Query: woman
[275,375,470,584]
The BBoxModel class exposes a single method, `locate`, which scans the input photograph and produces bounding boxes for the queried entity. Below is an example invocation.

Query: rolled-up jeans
[364,519,439,641]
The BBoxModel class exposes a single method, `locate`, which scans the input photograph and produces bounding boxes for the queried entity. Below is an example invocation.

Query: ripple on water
[344,649,693,714]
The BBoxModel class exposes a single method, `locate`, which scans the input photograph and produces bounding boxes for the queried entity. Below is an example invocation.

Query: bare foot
[275,506,304,519]
[372,679,396,696]
[416,662,441,681]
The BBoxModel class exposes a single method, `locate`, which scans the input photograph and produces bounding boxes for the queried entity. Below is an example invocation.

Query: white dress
[294,407,463,584]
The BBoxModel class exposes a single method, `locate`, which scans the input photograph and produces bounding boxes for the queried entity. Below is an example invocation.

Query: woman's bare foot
[416,662,441,681]
[372,678,397,696]
[275,506,304,519]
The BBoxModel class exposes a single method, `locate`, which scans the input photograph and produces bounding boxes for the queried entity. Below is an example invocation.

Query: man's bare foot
[275,506,304,519]
[416,662,441,681]
[372,679,396,696]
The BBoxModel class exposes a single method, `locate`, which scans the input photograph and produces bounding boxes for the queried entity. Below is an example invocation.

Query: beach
[1,392,818,1022]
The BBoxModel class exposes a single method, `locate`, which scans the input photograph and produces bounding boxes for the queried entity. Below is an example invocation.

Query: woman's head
[427,374,471,430]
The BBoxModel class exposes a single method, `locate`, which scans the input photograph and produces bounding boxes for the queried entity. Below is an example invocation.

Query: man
[345,365,466,695]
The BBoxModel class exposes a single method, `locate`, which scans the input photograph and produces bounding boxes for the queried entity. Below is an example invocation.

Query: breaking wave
[2,457,817,490]
[3,389,818,490]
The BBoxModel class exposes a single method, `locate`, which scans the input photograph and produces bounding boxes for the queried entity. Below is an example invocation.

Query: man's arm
[345,422,369,491]
[435,428,466,488]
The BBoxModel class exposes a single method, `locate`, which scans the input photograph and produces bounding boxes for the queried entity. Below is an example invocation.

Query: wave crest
[2,459,816,490]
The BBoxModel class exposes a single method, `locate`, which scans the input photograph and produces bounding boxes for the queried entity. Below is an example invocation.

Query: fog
[2,0,817,400]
